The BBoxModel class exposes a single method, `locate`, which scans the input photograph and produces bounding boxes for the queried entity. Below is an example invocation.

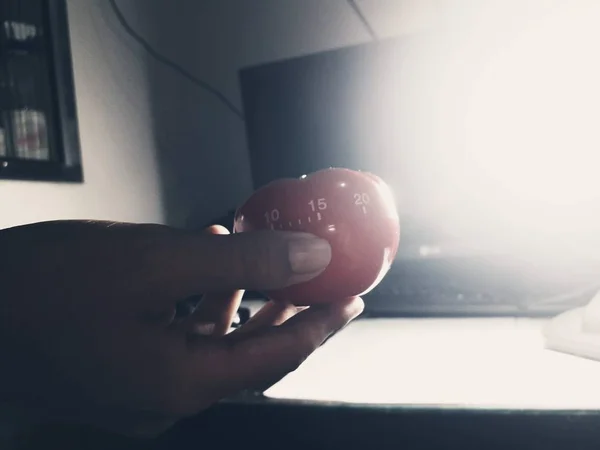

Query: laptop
[238,33,600,317]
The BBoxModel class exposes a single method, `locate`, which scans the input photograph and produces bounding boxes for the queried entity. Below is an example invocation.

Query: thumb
[152,230,332,299]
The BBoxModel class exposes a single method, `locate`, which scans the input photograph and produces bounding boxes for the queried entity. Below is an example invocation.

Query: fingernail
[348,297,366,318]
[288,236,332,274]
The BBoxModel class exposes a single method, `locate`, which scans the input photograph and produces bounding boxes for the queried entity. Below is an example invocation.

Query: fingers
[232,301,306,334]
[194,297,364,397]
[3,221,331,297]
[204,224,229,235]
[200,230,332,290]
[182,225,244,336]
[26,221,332,307]
[16,221,332,321]
[151,229,332,300]
[183,291,244,336]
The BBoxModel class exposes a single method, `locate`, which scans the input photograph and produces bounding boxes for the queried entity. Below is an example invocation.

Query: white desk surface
[264,317,600,410]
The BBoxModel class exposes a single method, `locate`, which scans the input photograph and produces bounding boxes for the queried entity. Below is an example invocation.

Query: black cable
[347,0,378,41]
[107,0,245,120]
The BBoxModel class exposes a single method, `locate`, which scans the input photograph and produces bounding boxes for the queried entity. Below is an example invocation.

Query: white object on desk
[264,317,600,409]
[543,289,600,362]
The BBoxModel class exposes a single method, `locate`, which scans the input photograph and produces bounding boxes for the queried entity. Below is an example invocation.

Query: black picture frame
[0,0,83,183]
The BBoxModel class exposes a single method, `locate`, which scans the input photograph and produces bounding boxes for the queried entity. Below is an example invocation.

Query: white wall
[0,0,165,229]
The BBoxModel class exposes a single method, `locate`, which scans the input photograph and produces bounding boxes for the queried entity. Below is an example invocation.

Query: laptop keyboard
[364,257,597,316]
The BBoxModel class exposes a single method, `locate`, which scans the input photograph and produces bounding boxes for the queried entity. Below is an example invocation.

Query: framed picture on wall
[0,0,82,182]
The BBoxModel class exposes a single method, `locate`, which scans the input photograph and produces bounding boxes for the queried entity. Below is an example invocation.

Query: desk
[165,317,600,449]
[265,317,600,409]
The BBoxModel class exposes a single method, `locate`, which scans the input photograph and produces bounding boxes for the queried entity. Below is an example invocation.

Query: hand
[0,220,364,436]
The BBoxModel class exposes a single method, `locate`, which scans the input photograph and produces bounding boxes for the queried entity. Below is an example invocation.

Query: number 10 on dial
[264,209,280,225]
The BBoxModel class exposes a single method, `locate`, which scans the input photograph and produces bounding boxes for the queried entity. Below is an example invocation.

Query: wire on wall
[347,0,379,41]
[107,0,245,120]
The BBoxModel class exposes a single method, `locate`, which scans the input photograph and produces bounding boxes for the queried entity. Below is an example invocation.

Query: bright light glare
[354,1,600,263]
[461,1,600,255]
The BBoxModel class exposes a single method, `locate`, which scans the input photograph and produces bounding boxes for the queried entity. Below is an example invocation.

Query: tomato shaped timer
[233,168,400,305]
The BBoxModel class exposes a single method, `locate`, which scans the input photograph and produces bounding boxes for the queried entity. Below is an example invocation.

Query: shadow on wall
[141,1,253,229]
